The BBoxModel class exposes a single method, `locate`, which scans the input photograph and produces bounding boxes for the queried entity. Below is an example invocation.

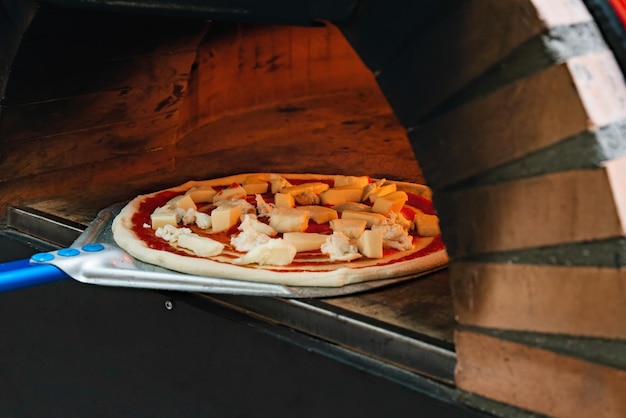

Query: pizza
[111,173,448,287]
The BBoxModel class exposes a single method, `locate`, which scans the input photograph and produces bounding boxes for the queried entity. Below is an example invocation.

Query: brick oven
[1,0,625,416]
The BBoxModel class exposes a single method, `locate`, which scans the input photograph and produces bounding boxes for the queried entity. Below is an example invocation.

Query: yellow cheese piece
[177,233,225,257]
[320,186,363,206]
[280,182,330,196]
[371,191,408,215]
[367,183,397,203]
[269,207,310,233]
[333,175,369,188]
[297,206,338,224]
[213,184,247,203]
[329,218,367,240]
[167,194,197,211]
[242,181,269,195]
[185,187,217,203]
[150,210,178,230]
[274,192,295,208]
[341,210,387,228]
[357,229,384,258]
[282,232,328,252]
[414,212,441,237]
[211,204,242,232]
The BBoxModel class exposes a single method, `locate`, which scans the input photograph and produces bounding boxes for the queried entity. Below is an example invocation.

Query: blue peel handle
[0,258,69,292]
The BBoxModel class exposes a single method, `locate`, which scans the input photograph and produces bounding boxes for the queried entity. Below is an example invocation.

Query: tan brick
[413,51,626,189]
[455,330,626,417]
[437,163,626,257]
[450,262,626,338]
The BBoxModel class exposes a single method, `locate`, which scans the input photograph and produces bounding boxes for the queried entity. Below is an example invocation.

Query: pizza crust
[112,173,448,287]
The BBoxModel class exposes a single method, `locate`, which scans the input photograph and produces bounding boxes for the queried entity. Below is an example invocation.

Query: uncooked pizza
[112,173,448,287]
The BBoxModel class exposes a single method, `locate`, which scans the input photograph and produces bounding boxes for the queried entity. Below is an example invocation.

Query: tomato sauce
[129,180,444,268]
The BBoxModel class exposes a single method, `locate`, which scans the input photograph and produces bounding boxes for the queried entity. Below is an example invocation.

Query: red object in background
[610,0,626,26]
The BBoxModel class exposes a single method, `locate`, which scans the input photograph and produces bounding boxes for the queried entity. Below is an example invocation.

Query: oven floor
[0,231,487,417]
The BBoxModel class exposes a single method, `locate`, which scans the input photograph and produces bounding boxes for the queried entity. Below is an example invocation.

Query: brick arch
[337,0,626,416]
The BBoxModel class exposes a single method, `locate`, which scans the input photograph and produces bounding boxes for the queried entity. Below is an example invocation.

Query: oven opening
[2,1,625,417]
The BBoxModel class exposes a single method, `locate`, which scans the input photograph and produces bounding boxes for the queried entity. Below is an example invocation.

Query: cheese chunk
[282,232,328,252]
[269,207,310,233]
[195,212,212,229]
[185,187,217,203]
[341,210,387,227]
[167,194,197,211]
[213,184,247,203]
[329,218,367,240]
[242,181,268,195]
[414,212,441,237]
[334,175,369,188]
[297,206,338,224]
[233,238,297,266]
[151,208,178,229]
[320,186,363,206]
[274,192,295,208]
[367,183,397,203]
[357,229,384,259]
[270,174,293,193]
[211,204,242,232]
[177,233,225,257]
[280,182,329,196]
[332,202,371,213]
[321,232,361,261]
[371,191,408,215]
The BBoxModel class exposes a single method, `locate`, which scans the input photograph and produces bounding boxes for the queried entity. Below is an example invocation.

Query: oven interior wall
[1,0,626,417]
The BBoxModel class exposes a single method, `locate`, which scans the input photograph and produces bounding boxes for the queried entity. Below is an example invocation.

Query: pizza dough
[112,173,448,287]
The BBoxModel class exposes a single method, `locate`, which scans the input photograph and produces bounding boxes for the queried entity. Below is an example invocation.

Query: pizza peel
[0,203,437,297]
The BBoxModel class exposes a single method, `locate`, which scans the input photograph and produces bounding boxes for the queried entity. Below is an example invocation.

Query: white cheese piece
[388,211,413,231]
[361,178,386,202]
[211,203,242,232]
[280,182,330,196]
[230,222,272,252]
[329,218,367,240]
[213,184,247,203]
[233,238,297,266]
[414,212,441,237]
[240,214,277,236]
[195,212,212,229]
[255,194,274,217]
[185,187,217,203]
[269,207,310,233]
[341,210,387,228]
[282,232,328,252]
[320,186,363,206]
[177,233,225,257]
[333,175,369,188]
[242,181,269,195]
[274,192,295,208]
[296,206,338,224]
[371,191,408,215]
[155,225,192,242]
[270,174,293,193]
[151,207,178,229]
[321,231,362,261]
[357,229,384,259]
[181,208,197,225]
[373,224,413,251]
